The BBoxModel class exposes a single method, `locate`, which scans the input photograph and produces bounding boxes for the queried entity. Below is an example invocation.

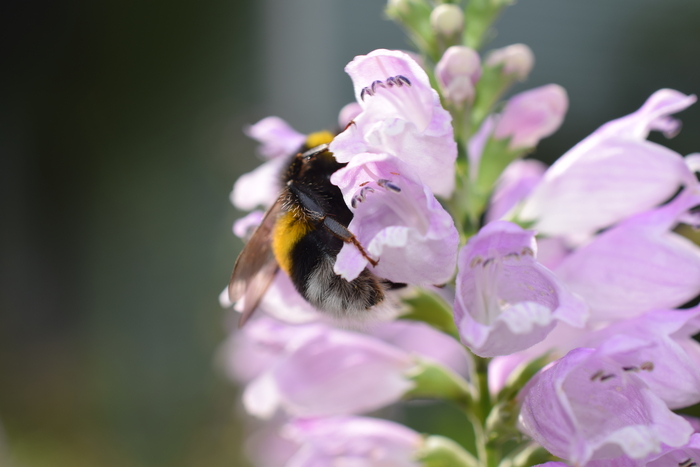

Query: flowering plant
[221,1,700,466]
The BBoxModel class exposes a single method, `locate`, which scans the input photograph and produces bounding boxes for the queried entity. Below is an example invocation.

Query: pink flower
[555,188,700,321]
[493,84,569,150]
[231,116,306,211]
[582,307,700,409]
[520,89,697,238]
[284,416,422,467]
[331,153,459,286]
[242,325,415,418]
[486,159,547,223]
[329,49,457,198]
[368,319,471,377]
[454,221,587,357]
[519,348,693,465]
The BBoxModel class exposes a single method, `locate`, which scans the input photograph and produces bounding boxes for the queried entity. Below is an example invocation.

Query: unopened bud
[436,46,481,104]
[430,4,464,36]
[494,84,568,150]
[387,0,411,14]
[486,43,534,80]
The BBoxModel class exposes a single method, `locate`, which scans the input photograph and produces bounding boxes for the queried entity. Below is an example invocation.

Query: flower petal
[330,49,457,197]
[582,307,700,409]
[245,116,306,160]
[519,348,693,465]
[520,89,697,237]
[555,188,700,321]
[493,84,568,150]
[454,221,588,357]
[284,416,422,467]
[271,329,415,417]
[486,159,547,223]
[332,153,459,285]
[230,156,286,211]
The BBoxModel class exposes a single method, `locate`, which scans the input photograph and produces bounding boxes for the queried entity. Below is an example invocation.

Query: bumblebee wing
[228,197,283,327]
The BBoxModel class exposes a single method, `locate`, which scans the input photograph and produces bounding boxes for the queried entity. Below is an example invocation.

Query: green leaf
[386,0,439,61]
[404,357,474,409]
[400,288,459,340]
[417,435,480,467]
[496,352,552,403]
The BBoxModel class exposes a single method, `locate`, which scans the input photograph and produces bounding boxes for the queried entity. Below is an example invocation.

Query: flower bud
[430,4,464,36]
[485,43,534,80]
[494,84,568,150]
[387,0,412,15]
[435,46,481,104]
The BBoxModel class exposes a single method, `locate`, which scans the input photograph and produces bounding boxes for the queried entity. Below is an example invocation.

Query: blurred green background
[1,1,699,466]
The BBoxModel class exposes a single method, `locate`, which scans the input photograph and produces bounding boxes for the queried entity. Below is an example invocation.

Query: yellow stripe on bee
[305,131,334,148]
[272,211,313,275]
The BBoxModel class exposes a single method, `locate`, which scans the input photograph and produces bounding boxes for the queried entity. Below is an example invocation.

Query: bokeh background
[2,0,700,466]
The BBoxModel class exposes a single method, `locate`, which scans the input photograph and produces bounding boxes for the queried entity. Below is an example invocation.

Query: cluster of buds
[219,1,700,466]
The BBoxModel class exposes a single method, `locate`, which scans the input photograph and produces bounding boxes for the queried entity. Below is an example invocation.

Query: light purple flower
[245,116,307,160]
[231,155,288,211]
[329,49,457,198]
[219,317,325,385]
[585,432,700,467]
[245,418,301,467]
[485,43,534,80]
[582,307,700,409]
[486,159,547,223]
[231,116,306,211]
[331,153,459,286]
[454,221,587,357]
[435,46,481,105]
[519,348,693,466]
[243,326,415,418]
[520,89,697,238]
[641,433,700,467]
[369,319,471,377]
[487,321,590,394]
[493,84,569,150]
[338,102,362,129]
[253,273,323,324]
[283,416,422,467]
[555,188,700,321]
[232,210,265,239]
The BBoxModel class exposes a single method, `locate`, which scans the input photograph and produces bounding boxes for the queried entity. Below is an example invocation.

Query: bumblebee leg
[299,143,329,161]
[322,217,379,267]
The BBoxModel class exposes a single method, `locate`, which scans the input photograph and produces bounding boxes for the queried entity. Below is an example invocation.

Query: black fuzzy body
[277,149,386,317]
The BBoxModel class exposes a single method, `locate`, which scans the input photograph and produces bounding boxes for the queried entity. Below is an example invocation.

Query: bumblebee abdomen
[289,230,385,317]
[271,211,313,276]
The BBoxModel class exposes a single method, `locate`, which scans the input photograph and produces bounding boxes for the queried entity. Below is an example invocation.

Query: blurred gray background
[1,0,699,466]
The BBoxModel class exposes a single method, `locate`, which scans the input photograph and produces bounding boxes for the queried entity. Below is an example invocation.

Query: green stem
[465,355,500,467]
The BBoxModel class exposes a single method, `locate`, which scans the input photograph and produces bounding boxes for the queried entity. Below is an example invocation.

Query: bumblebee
[229,131,391,326]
